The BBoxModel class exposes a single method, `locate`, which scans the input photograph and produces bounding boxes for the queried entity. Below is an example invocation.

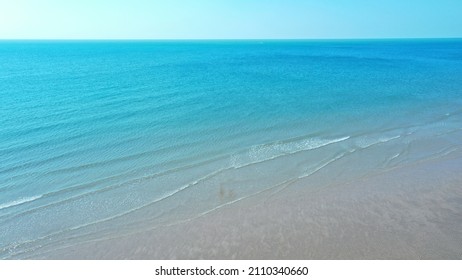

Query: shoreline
[33,150,462,259]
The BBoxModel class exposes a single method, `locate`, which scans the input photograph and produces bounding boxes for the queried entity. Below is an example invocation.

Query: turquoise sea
[1,40,462,258]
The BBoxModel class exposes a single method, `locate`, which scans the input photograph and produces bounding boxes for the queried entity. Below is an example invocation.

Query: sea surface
[1,39,462,259]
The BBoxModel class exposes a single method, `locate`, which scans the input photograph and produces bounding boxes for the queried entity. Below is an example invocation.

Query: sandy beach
[30,149,462,260]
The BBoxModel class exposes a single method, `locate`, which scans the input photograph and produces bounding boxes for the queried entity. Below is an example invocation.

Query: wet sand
[40,151,462,260]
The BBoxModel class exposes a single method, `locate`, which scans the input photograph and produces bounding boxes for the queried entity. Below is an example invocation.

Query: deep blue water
[1,40,462,258]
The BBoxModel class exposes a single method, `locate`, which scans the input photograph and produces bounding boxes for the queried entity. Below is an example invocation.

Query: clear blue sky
[0,0,461,39]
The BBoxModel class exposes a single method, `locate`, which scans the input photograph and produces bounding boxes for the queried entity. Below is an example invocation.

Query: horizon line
[0,37,461,41]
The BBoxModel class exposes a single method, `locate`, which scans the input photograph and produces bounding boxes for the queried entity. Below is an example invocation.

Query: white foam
[389,153,401,160]
[356,135,400,148]
[0,195,42,211]
[232,136,350,168]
